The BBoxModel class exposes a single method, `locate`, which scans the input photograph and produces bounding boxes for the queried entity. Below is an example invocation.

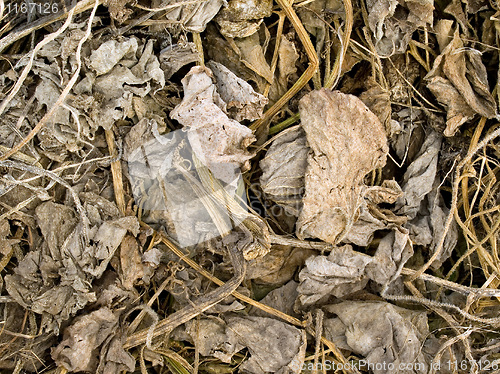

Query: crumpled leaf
[165,0,225,32]
[298,0,343,53]
[396,130,457,267]
[366,0,433,56]
[324,301,429,374]
[246,245,315,285]
[296,89,389,244]
[186,315,306,373]
[343,180,405,246]
[171,66,256,180]
[159,42,200,79]
[260,126,308,216]
[89,38,138,76]
[0,219,18,256]
[207,60,268,121]
[251,280,300,318]
[5,201,139,333]
[215,0,273,38]
[425,30,497,136]
[297,244,372,306]
[52,307,134,373]
[298,230,412,306]
[396,131,441,219]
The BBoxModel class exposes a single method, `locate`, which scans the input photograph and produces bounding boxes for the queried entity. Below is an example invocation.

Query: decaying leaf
[52,307,134,373]
[425,30,497,136]
[5,201,139,333]
[170,66,256,179]
[165,0,225,32]
[207,60,268,121]
[324,301,429,374]
[186,315,306,373]
[296,89,389,244]
[159,42,200,79]
[298,229,412,306]
[260,126,308,216]
[366,0,434,56]
[215,0,273,38]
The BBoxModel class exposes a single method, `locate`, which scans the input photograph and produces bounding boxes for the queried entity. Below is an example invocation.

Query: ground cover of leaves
[1,0,500,373]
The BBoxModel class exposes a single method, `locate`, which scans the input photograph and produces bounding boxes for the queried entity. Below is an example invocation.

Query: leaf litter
[1,0,500,373]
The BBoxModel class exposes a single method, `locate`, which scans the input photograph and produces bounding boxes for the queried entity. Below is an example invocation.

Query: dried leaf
[296,89,389,244]
[425,30,497,136]
[165,0,225,32]
[324,301,429,374]
[260,126,308,216]
[215,0,273,38]
[366,0,433,56]
[187,315,306,373]
[52,307,133,372]
[207,60,268,121]
[170,66,256,178]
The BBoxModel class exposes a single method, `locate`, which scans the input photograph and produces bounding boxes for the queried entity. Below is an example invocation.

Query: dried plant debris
[260,126,308,216]
[52,307,134,373]
[366,0,434,56]
[324,301,429,374]
[296,89,389,244]
[171,65,256,176]
[207,60,268,121]
[185,315,306,373]
[298,229,412,306]
[215,0,273,38]
[425,30,497,136]
[2,0,500,372]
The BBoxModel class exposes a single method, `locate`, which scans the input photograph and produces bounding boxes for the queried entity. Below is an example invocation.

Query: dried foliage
[1,0,500,373]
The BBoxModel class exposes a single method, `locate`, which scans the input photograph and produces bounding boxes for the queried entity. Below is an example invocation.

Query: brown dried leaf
[165,0,225,32]
[297,90,388,244]
[186,315,306,373]
[425,30,497,136]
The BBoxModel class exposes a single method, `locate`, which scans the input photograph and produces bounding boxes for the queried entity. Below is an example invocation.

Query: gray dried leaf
[89,38,138,76]
[366,0,433,56]
[297,244,372,306]
[207,60,268,121]
[160,42,200,79]
[84,216,140,277]
[298,230,412,306]
[187,315,306,373]
[297,90,389,244]
[34,79,70,125]
[0,219,18,256]
[251,280,299,318]
[52,307,133,372]
[324,301,429,374]
[246,245,315,285]
[260,126,308,217]
[170,66,256,179]
[215,0,273,38]
[406,179,458,268]
[425,30,497,136]
[234,32,274,83]
[298,0,343,53]
[165,0,225,32]
[396,131,441,219]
